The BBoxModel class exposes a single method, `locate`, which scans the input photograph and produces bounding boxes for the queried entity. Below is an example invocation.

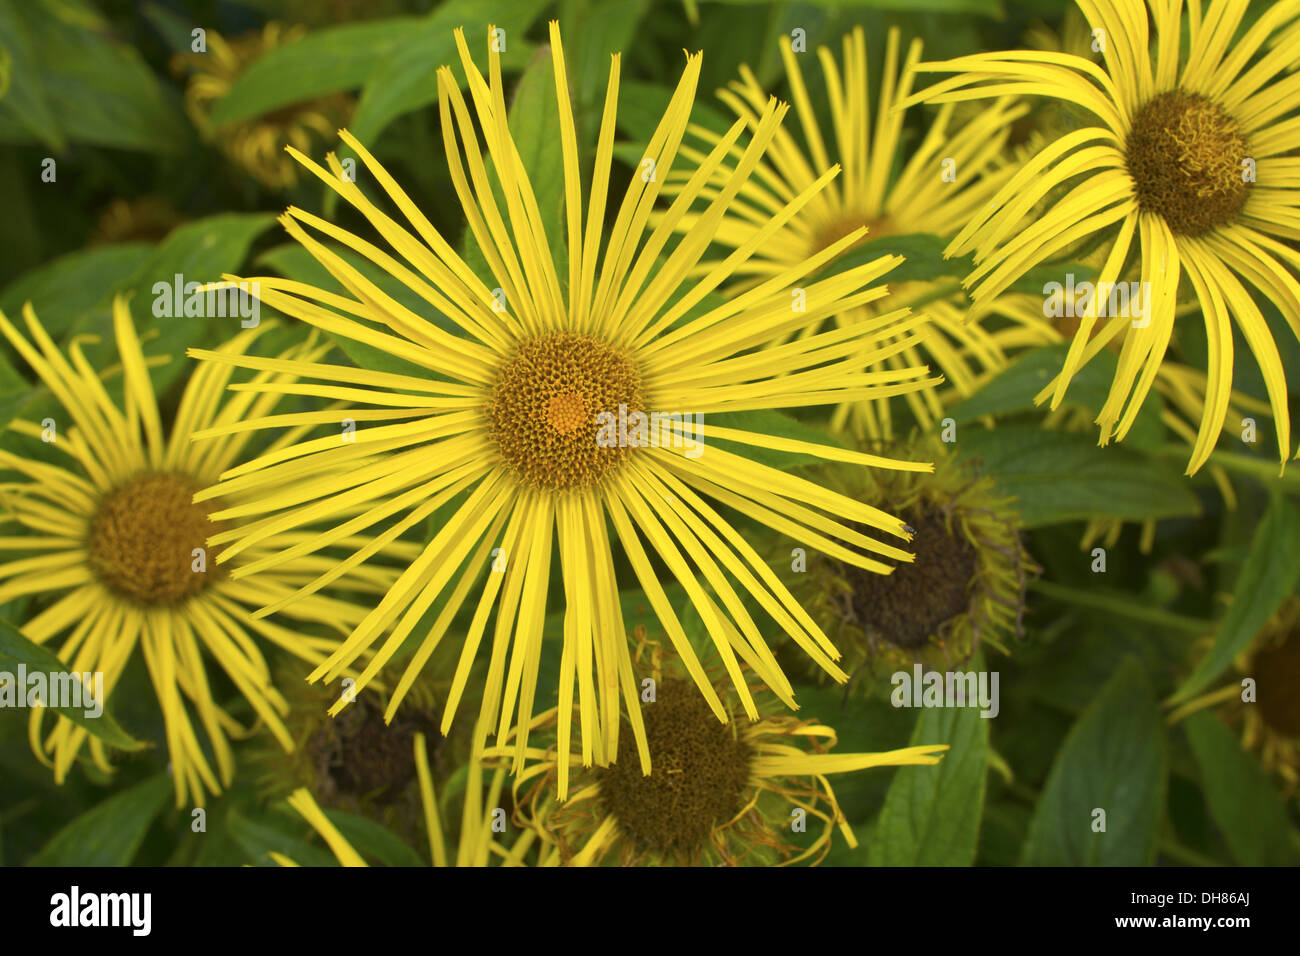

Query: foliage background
[0,0,1297,867]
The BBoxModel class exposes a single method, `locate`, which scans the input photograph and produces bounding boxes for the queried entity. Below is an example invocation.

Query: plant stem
[1030,580,1211,634]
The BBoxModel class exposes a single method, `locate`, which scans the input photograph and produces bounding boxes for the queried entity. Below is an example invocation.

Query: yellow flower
[248,664,460,850]
[662,27,1042,441]
[173,23,353,189]
[908,0,1300,474]
[0,300,407,806]
[488,632,947,866]
[788,440,1035,681]
[1170,597,1300,792]
[191,22,939,799]
[277,731,535,866]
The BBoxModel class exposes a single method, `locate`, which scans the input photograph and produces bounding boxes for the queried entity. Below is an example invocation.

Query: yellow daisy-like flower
[907,0,1300,474]
[1236,603,1300,791]
[173,22,353,189]
[663,27,1039,441]
[489,633,948,866]
[788,440,1035,683]
[248,665,458,850]
[0,300,406,806]
[277,731,535,866]
[1170,597,1300,792]
[191,22,940,798]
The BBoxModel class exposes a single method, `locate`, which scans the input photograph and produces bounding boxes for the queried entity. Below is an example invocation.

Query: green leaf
[214,4,542,137]
[0,242,151,340]
[0,0,188,153]
[322,809,425,867]
[2,220,268,430]
[139,1,197,54]
[0,617,145,752]
[349,3,546,147]
[1022,658,1166,865]
[868,673,989,865]
[1173,494,1300,703]
[783,684,921,865]
[0,3,62,149]
[210,18,421,128]
[188,811,253,867]
[819,233,974,285]
[1030,580,1208,635]
[954,425,1200,526]
[118,213,277,301]
[560,0,650,122]
[1183,712,1294,866]
[28,773,171,866]
[94,213,277,390]
[614,79,734,143]
[227,806,338,868]
[951,343,1165,450]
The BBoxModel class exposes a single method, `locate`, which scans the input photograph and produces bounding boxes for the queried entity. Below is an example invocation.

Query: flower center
[546,392,586,434]
[598,678,752,858]
[87,472,224,606]
[1253,629,1300,738]
[487,332,644,490]
[1126,90,1250,235]
[308,694,442,805]
[851,503,977,649]
[811,213,881,256]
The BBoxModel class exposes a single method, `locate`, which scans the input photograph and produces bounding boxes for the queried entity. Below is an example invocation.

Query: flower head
[491,631,948,866]
[0,299,406,805]
[787,441,1035,683]
[908,0,1300,474]
[191,22,942,797]
[250,664,464,847]
[173,23,353,189]
[278,731,535,867]
[1171,597,1300,793]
